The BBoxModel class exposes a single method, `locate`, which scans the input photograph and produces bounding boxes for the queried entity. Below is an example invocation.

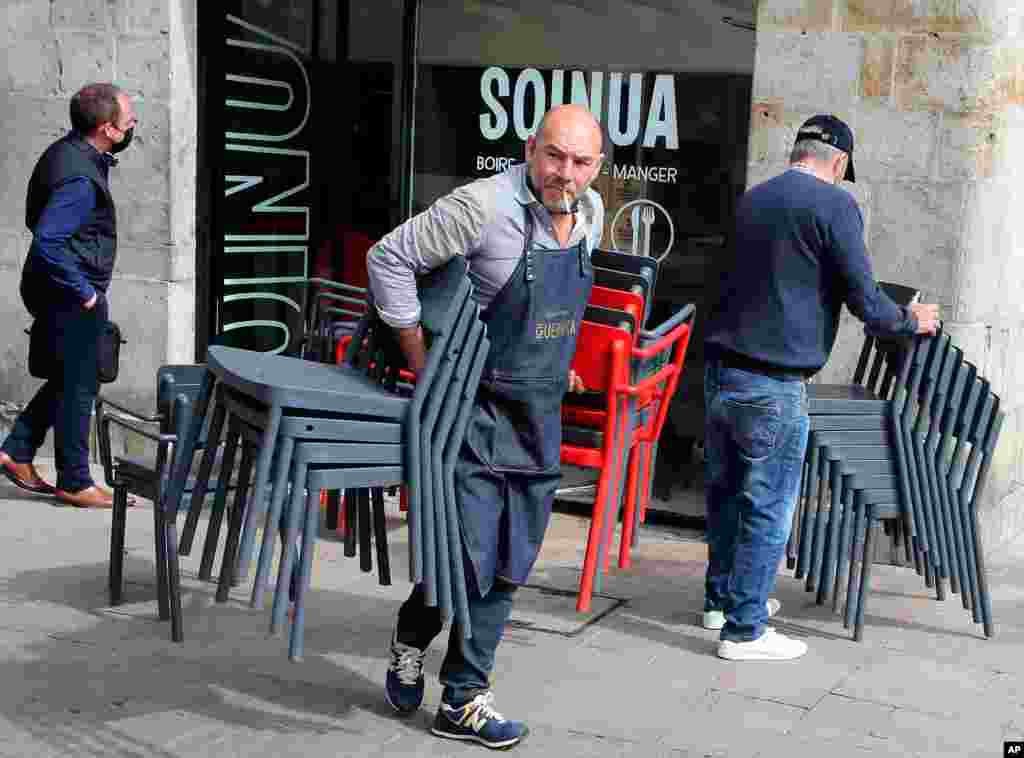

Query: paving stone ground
[0,462,1018,757]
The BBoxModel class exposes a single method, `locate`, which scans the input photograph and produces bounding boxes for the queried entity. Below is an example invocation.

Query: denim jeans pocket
[723,396,781,461]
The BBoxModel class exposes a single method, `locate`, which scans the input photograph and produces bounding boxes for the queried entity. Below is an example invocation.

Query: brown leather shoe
[54,485,115,509]
[0,452,56,495]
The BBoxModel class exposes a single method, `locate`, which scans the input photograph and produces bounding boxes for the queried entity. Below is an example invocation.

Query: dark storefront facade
[195,0,757,511]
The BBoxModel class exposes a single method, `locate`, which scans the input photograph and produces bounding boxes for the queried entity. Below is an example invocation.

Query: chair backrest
[591,248,659,292]
[571,320,633,394]
[156,365,209,434]
[301,277,370,362]
[584,304,637,334]
[634,302,696,381]
[589,285,644,327]
[303,277,368,331]
[350,257,471,387]
[628,304,695,446]
[851,281,920,395]
[593,267,652,325]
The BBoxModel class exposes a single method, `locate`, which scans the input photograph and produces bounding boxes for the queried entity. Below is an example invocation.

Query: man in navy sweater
[701,115,940,660]
[0,83,137,509]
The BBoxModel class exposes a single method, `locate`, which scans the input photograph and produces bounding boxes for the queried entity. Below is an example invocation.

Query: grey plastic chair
[269,314,491,660]
[591,248,660,298]
[809,357,1004,641]
[204,262,469,598]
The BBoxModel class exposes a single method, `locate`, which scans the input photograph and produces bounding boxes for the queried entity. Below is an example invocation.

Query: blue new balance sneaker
[384,633,426,716]
[431,691,528,749]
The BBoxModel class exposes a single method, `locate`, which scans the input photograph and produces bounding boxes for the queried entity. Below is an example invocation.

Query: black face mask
[110,126,134,154]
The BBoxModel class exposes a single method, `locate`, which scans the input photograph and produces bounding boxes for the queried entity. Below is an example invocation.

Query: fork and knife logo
[609,199,675,262]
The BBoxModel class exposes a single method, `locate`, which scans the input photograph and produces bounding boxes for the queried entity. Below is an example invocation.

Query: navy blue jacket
[22,131,118,314]
[706,169,917,373]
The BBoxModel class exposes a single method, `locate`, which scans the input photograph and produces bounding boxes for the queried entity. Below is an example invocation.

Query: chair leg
[371,487,391,586]
[787,459,807,571]
[618,446,642,570]
[344,489,358,558]
[165,516,184,643]
[844,503,867,630]
[795,445,821,580]
[359,489,373,573]
[226,442,257,588]
[635,442,653,540]
[577,470,613,613]
[109,480,128,606]
[271,461,307,636]
[831,489,855,615]
[326,490,341,531]
[289,485,323,663]
[806,457,831,593]
[252,435,296,611]
[215,442,253,604]
[198,420,242,581]
[180,387,226,555]
[854,511,879,642]
[153,494,170,621]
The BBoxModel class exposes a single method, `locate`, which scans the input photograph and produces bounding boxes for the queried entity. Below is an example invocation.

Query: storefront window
[198,0,407,354]
[197,0,756,503]
[413,0,756,502]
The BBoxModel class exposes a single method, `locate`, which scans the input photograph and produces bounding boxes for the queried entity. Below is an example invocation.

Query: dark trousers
[396,575,518,706]
[2,301,104,493]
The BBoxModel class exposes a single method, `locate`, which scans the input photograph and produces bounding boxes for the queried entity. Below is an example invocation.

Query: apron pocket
[478,377,563,474]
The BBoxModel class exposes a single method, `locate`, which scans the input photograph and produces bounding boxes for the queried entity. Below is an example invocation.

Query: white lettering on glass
[512,68,546,141]
[479,67,510,140]
[479,68,679,149]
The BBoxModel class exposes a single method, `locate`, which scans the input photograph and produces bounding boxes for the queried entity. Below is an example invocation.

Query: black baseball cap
[795,114,855,182]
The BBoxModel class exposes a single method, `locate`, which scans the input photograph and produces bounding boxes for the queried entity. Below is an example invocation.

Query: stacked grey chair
[176,258,489,660]
[789,328,1004,641]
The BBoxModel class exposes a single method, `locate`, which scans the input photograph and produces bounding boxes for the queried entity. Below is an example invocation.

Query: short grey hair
[790,139,844,165]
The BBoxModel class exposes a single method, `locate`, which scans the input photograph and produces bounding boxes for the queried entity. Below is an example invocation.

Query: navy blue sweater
[706,169,917,373]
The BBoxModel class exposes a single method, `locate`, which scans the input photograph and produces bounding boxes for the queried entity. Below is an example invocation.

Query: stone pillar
[749,0,1024,558]
[0,0,196,418]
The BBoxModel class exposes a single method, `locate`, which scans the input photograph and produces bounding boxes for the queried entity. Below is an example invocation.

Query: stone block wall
[0,0,196,450]
[751,0,1024,557]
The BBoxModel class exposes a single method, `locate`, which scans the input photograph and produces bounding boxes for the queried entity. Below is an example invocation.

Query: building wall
[0,0,196,426]
[750,0,1024,558]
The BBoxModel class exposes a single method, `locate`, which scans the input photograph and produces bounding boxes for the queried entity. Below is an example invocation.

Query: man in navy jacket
[0,83,137,508]
[700,115,940,660]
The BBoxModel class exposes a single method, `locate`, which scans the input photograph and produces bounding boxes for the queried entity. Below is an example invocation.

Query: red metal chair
[562,303,696,612]
[616,305,695,567]
[561,319,633,612]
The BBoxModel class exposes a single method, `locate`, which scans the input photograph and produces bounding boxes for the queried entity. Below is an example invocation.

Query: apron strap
[523,206,535,283]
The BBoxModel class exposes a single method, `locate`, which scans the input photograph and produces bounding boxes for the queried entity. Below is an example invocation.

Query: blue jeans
[397,575,517,706]
[702,359,810,643]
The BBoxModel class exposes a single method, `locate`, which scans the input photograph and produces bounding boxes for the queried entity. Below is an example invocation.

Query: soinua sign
[479,67,679,149]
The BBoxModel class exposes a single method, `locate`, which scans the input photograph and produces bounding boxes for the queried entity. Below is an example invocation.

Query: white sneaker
[701,598,781,630]
[717,628,808,661]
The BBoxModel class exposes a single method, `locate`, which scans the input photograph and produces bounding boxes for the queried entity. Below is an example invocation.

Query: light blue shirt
[367,162,604,329]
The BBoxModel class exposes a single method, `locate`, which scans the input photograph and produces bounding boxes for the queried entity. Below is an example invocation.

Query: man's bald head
[534,104,603,152]
[525,105,605,215]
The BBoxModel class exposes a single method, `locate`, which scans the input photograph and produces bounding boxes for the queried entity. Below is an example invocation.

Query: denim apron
[457,207,593,595]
